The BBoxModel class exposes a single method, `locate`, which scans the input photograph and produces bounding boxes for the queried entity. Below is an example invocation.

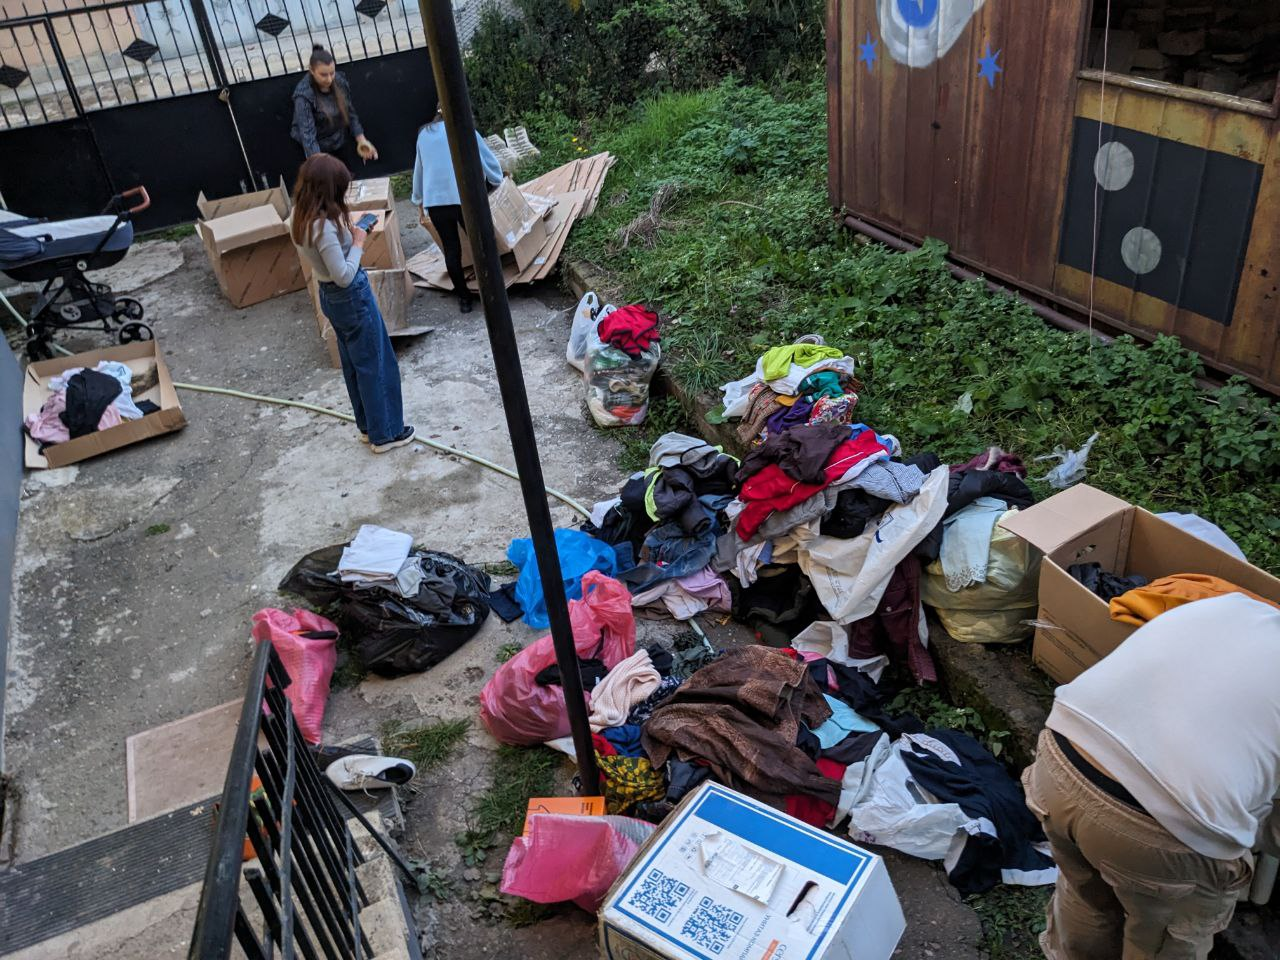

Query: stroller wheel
[59,303,82,322]
[114,297,144,321]
[118,321,153,344]
[26,338,54,361]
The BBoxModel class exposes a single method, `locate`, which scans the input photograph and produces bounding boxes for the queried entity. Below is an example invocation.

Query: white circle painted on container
[1121,227,1162,275]
[1093,141,1135,191]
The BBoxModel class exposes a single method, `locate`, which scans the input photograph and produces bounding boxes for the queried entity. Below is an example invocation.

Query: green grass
[390,171,413,202]
[969,886,1051,959]
[144,523,170,536]
[141,223,195,243]
[456,744,561,866]
[496,642,523,664]
[329,652,368,691]
[381,717,471,773]
[527,76,1280,572]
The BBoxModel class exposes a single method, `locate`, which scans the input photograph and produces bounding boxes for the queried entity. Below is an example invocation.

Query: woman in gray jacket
[290,154,412,452]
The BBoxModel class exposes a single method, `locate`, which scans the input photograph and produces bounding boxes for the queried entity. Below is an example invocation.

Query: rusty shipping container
[827,0,1280,392]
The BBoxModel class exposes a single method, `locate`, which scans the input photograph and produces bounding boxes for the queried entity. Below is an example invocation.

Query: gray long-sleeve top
[298,218,363,287]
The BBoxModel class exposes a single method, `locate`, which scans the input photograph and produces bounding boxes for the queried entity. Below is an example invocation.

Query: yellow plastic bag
[921,510,1042,644]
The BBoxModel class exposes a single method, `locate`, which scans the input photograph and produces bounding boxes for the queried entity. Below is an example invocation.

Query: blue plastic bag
[508,529,621,629]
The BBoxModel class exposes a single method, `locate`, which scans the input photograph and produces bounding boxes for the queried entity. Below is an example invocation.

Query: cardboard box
[523,796,605,836]
[23,340,187,469]
[1002,484,1280,684]
[196,181,304,308]
[345,177,393,212]
[599,783,904,960]
[352,208,406,271]
[306,268,429,368]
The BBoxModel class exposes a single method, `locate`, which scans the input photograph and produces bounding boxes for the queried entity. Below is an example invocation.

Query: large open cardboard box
[599,783,904,960]
[1001,484,1280,684]
[23,340,187,469]
[195,181,304,308]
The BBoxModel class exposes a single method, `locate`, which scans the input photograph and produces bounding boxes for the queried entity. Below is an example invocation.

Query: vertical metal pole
[418,0,600,796]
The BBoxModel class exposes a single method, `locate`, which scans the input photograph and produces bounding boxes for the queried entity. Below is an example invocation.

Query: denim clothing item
[317,269,405,445]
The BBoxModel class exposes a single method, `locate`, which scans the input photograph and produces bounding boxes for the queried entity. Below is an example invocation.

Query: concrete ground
[3,202,983,957]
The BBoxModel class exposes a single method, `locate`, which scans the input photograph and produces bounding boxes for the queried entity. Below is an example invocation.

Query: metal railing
[189,640,373,960]
[0,0,430,129]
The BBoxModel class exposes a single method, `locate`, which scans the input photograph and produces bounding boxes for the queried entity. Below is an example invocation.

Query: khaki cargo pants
[1021,730,1253,960]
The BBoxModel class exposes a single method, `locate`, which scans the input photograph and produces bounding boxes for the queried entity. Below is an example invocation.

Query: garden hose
[6,298,592,518]
[171,381,592,519]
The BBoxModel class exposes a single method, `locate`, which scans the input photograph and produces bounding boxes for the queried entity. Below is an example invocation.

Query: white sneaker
[325,754,416,791]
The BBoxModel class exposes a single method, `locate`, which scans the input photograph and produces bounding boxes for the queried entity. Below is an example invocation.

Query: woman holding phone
[291,154,413,453]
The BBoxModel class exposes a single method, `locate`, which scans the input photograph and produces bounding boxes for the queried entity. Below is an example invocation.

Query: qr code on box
[680,897,745,955]
[626,869,691,923]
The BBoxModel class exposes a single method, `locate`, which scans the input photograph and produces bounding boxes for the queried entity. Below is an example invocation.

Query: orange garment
[1109,573,1280,626]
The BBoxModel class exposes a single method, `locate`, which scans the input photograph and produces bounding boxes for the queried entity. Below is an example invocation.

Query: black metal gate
[0,0,450,229]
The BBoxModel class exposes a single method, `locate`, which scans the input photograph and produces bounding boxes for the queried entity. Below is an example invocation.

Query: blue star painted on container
[857,32,878,72]
[977,43,1003,88]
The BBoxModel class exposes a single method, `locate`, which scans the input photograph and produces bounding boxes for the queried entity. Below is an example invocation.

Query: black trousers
[324,136,360,172]
[426,203,471,300]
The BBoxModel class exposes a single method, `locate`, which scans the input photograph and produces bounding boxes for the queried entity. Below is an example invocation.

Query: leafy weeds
[145,523,170,536]
[455,745,561,866]
[495,642,523,664]
[887,686,1012,758]
[381,717,471,774]
[531,77,1279,573]
[968,886,1051,960]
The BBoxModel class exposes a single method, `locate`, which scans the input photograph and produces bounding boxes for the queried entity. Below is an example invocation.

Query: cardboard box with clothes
[22,340,187,469]
[1001,484,1280,684]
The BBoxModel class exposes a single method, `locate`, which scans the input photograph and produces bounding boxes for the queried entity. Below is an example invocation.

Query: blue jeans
[318,269,405,444]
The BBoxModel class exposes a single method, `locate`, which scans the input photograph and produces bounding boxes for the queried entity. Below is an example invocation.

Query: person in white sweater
[1023,592,1280,959]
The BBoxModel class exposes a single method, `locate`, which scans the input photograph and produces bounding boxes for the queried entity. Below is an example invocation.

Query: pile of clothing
[718,342,860,447]
[488,336,1064,899]
[533,620,1054,896]
[280,525,493,678]
[24,360,156,448]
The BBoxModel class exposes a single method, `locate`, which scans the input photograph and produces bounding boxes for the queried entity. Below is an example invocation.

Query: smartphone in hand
[355,213,379,232]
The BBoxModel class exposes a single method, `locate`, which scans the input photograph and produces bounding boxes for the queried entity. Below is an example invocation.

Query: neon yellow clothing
[760,344,844,382]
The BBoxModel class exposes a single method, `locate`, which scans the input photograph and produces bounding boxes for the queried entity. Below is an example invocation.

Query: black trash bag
[279,544,492,678]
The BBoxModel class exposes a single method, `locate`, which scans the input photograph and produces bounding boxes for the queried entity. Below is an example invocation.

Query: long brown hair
[291,153,352,247]
[309,45,349,127]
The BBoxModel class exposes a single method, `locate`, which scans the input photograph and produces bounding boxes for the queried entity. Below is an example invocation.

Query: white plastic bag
[566,291,601,372]
[1036,431,1099,489]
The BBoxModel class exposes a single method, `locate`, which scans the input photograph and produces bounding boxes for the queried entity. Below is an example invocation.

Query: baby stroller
[0,186,154,359]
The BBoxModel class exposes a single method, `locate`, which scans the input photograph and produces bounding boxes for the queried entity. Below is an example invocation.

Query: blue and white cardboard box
[598,783,904,960]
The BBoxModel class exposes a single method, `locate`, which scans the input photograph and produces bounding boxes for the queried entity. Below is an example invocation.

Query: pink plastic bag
[479,571,636,745]
[251,608,339,745]
[501,814,655,911]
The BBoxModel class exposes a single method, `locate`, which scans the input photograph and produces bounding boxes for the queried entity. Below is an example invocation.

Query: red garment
[736,432,891,540]
[598,305,659,357]
[784,759,847,827]
[592,733,618,757]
